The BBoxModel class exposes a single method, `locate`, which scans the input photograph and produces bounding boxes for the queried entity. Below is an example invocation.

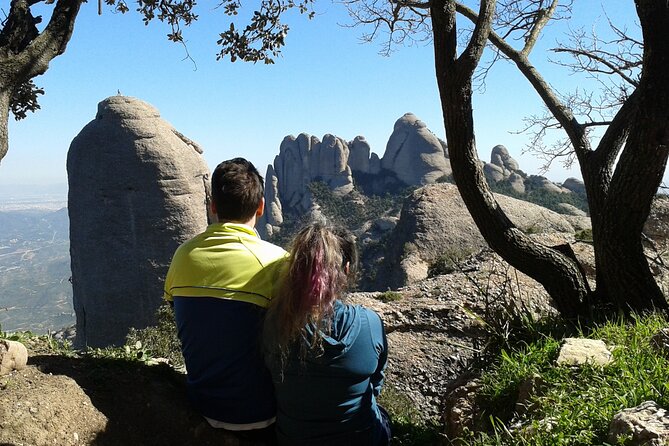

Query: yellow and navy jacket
[164,222,288,424]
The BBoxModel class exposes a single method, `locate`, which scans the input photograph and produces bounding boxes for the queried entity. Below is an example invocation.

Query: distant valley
[0,198,73,333]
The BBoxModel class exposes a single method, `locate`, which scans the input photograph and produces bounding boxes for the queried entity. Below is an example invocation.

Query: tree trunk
[0,88,11,163]
[586,0,669,313]
[431,0,590,318]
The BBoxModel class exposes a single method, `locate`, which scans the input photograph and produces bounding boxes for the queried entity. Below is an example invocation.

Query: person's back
[164,158,287,433]
[263,223,391,446]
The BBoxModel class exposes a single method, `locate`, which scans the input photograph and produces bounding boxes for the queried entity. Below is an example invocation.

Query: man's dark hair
[211,158,264,222]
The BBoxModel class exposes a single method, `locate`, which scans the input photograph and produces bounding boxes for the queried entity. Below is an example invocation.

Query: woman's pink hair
[266,222,357,356]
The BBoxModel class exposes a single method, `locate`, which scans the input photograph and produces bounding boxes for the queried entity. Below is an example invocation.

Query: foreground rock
[556,338,613,367]
[351,248,555,419]
[68,96,210,348]
[608,401,669,446]
[0,340,28,375]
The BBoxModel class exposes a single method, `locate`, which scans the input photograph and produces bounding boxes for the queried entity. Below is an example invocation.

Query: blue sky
[0,1,640,189]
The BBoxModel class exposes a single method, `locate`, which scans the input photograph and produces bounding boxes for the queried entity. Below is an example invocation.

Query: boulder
[490,145,519,173]
[608,401,669,446]
[375,183,587,289]
[369,152,382,175]
[0,340,28,375]
[67,96,210,347]
[556,338,613,366]
[380,113,451,186]
[562,177,586,195]
[483,162,505,183]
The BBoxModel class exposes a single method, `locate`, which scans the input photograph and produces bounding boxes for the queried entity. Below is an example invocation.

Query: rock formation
[374,183,589,289]
[260,112,588,240]
[380,113,452,185]
[483,145,519,183]
[562,177,586,195]
[67,96,210,347]
[348,136,372,174]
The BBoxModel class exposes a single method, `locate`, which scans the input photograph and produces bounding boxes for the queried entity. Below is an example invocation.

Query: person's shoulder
[244,237,288,265]
[352,304,384,332]
[171,230,207,257]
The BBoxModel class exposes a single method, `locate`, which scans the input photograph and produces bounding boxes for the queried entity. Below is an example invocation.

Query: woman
[263,222,391,446]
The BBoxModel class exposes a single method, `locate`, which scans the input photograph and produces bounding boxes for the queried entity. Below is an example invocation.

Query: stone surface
[608,401,669,446]
[311,134,354,194]
[556,338,613,366]
[556,203,587,217]
[349,136,371,173]
[272,133,354,217]
[562,177,586,195]
[381,113,451,186]
[490,145,519,173]
[375,183,589,289]
[369,152,382,175]
[526,175,564,194]
[273,133,315,215]
[645,198,669,247]
[257,164,283,239]
[508,172,526,194]
[650,328,669,357]
[67,96,210,347]
[483,162,505,183]
[0,340,28,375]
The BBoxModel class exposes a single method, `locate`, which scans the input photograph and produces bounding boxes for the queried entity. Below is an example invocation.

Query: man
[164,158,287,435]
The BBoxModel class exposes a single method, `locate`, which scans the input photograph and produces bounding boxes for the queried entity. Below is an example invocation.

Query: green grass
[126,303,184,368]
[455,313,669,445]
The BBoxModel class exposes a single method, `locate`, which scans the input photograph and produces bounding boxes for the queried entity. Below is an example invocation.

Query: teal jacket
[264,300,388,445]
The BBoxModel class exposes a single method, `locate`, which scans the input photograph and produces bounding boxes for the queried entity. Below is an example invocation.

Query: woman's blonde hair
[265,221,358,359]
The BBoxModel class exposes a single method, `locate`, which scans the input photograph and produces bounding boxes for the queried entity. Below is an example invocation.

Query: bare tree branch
[455,1,588,157]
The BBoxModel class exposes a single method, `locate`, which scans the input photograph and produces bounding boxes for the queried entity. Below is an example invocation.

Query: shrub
[575,228,593,242]
[376,291,403,302]
[427,247,476,278]
[125,303,184,368]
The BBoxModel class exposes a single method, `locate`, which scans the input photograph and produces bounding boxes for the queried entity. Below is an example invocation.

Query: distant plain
[0,186,73,333]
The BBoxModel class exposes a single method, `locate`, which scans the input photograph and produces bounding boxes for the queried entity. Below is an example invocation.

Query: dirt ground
[0,345,263,446]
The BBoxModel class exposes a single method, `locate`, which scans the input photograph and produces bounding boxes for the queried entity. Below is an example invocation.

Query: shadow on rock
[29,354,268,446]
